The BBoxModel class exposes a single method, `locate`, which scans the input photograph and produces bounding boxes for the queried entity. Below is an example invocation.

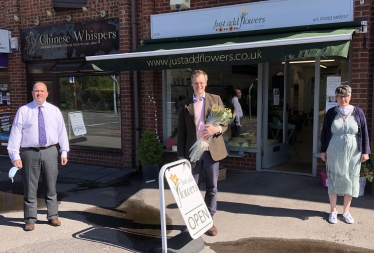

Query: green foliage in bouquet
[137,131,164,166]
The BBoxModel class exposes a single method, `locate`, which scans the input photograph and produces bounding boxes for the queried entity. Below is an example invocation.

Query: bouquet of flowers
[189,104,236,162]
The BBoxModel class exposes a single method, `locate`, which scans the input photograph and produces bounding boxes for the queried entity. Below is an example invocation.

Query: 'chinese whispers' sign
[165,163,213,239]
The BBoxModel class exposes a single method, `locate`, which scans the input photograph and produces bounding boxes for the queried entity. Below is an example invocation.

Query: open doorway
[262,61,317,174]
[263,57,350,175]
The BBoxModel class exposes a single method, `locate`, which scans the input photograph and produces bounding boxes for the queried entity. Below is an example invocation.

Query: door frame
[311,57,321,177]
[260,62,290,169]
[257,59,320,176]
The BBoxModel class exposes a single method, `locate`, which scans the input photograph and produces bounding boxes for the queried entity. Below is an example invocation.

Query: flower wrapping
[189,104,236,162]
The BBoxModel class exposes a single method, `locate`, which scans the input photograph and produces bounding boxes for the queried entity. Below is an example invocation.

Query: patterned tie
[38,106,47,147]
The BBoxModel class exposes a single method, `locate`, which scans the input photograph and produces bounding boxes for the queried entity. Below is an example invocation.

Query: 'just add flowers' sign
[165,162,213,239]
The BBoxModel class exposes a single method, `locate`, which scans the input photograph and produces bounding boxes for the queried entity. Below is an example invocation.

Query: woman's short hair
[335,85,351,96]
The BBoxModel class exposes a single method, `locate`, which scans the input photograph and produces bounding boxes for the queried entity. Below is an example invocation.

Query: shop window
[164,66,258,154]
[59,75,121,150]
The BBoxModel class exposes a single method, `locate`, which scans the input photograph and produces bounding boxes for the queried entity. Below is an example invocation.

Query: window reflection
[59,75,121,149]
[164,66,258,151]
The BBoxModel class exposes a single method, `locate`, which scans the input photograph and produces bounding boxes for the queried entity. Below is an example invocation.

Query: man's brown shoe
[48,218,61,226]
[24,222,35,231]
[207,224,218,236]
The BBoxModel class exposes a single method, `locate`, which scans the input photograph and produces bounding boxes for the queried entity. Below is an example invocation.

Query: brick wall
[352,1,372,134]
[368,0,374,138]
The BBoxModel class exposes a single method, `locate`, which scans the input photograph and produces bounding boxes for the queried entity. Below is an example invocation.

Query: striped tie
[38,106,47,147]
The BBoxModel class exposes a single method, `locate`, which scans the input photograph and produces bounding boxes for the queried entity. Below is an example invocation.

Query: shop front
[19,18,123,162]
[87,0,364,175]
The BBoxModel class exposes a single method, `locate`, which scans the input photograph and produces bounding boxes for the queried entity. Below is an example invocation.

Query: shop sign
[91,40,350,71]
[21,18,120,61]
[151,0,353,39]
[0,30,10,53]
[165,162,213,239]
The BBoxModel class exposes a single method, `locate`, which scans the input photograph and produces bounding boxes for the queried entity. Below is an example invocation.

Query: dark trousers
[20,146,59,223]
[192,151,219,217]
[231,125,240,137]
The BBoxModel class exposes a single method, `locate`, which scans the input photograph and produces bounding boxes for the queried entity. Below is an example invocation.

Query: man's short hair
[235,89,241,96]
[191,70,208,82]
[335,85,351,96]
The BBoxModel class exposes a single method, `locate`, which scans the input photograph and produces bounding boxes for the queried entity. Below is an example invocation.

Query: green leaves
[137,131,164,165]
[360,141,374,183]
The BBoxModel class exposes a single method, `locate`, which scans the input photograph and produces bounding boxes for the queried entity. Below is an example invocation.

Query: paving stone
[96,170,132,184]
[58,164,91,176]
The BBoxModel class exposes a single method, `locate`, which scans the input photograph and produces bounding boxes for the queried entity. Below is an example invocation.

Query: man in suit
[7,82,69,231]
[177,70,228,236]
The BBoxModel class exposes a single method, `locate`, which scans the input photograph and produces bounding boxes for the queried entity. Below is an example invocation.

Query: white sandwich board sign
[164,161,213,239]
[68,111,87,136]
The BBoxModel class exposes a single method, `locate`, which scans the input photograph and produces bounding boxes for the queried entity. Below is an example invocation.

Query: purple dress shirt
[7,101,69,161]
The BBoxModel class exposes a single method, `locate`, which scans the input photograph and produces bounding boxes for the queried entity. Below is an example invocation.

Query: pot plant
[137,131,164,182]
[359,141,374,196]
[359,162,373,196]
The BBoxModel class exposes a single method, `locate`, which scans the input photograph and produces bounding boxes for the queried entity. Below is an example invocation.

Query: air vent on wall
[170,0,190,10]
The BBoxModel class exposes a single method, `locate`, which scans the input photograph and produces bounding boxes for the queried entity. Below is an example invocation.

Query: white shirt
[231,96,243,125]
[7,101,69,161]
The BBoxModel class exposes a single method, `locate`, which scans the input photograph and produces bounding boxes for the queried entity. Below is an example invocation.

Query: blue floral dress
[326,107,361,197]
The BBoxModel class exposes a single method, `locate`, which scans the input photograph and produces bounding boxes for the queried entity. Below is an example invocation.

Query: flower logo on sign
[240,7,248,15]
[169,173,182,208]
[24,31,38,58]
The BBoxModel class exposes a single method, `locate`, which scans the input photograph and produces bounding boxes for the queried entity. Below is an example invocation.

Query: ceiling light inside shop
[320,64,327,68]
[282,59,335,64]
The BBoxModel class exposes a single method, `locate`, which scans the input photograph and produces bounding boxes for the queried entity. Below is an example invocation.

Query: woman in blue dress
[320,85,370,224]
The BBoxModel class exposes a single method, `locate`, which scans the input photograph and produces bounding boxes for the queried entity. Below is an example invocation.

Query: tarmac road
[1,158,374,253]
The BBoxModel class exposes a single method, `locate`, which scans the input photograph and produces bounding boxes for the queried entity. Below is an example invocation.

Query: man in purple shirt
[7,82,69,231]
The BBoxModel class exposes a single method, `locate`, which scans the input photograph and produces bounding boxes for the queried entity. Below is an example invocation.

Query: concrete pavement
[0,155,374,252]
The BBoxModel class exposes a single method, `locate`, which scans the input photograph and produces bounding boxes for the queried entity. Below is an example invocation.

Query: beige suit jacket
[177,93,228,161]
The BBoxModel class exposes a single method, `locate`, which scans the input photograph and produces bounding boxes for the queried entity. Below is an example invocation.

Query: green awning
[87,28,357,71]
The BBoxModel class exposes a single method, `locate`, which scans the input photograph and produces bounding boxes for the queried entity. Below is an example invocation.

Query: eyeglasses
[336,95,350,100]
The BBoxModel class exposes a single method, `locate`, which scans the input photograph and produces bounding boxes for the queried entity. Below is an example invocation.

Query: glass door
[261,62,291,169]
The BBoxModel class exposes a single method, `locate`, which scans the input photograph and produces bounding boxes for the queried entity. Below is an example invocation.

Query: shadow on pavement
[207,237,374,253]
[60,208,171,253]
[0,215,25,229]
[72,226,149,253]
[167,201,326,221]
